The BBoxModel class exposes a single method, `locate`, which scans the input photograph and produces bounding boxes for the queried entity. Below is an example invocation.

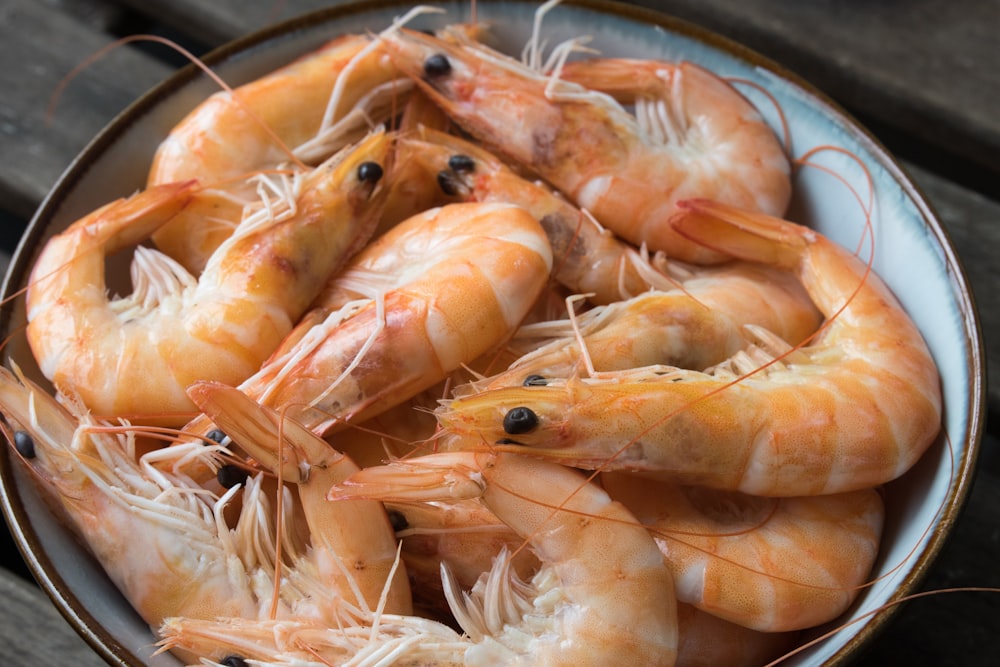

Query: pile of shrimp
[0,2,943,666]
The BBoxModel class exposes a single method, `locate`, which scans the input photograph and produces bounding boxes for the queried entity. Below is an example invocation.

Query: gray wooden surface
[0,567,106,667]
[0,0,997,664]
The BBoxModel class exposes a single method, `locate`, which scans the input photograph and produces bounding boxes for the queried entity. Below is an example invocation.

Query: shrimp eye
[221,657,249,667]
[523,374,547,387]
[437,170,461,196]
[357,161,384,184]
[204,428,227,444]
[13,431,35,459]
[217,464,250,489]
[503,406,539,435]
[424,53,452,77]
[448,154,475,173]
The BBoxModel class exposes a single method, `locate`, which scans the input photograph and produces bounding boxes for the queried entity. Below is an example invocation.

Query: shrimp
[603,473,884,632]
[397,126,680,304]
[0,366,270,659]
[159,452,679,665]
[157,614,471,666]
[0,366,421,665]
[475,261,821,390]
[329,450,679,666]
[25,130,391,424]
[185,381,412,619]
[436,201,942,496]
[148,33,410,272]
[177,201,553,444]
[376,27,790,263]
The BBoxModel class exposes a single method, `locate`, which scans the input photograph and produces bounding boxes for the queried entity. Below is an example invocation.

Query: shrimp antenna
[564,293,599,378]
[526,0,566,71]
[323,9,433,129]
[386,5,447,35]
[727,76,793,157]
[796,144,877,250]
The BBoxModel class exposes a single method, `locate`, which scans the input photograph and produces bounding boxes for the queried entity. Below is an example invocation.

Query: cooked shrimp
[0,366,265,657]
[158,614,470,666]
[25,131,391,424]
[436,201,942,496]
[474,261,821,390]
[148,33,410,272]
[186,381,412,619]
[397,126,679,304]
[0,366,423,665]
[603,473,884,631]
[177,201,552,444]
[329,450,679,666]
[377,28,790,263]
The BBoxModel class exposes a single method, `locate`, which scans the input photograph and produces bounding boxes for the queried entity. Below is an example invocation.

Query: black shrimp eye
[388,509,409,532]
[220,657,249,667]
[502,406,539,435]
[204,428,227,444]
[217,464,250,489]
[447,154,475,173]
[437,170,461,196]
[357,161,384,184]
[522,374,547,387]
[423,53,452,77]
[13,430,35,459]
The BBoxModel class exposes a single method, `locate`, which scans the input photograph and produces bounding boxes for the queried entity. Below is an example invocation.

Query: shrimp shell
[376,28,790,263]
[436,202,942,496]
[604,473,884,632]
[25,131,391,423]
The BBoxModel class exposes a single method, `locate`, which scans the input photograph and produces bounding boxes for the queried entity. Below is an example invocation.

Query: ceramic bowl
[0,1,985,665]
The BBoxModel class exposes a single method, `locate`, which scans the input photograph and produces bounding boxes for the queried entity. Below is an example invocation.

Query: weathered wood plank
[0,0,173,221]
[0,567,106,667]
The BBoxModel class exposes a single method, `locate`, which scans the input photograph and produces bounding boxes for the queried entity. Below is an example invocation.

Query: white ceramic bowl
[0,1,985,665]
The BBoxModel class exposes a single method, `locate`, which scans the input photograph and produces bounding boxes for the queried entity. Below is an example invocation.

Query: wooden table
[1,0,997,664]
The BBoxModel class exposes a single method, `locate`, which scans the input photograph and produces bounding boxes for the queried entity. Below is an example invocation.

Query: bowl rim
[0,1,987,665]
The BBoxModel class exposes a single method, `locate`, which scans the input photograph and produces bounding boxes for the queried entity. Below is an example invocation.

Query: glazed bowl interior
[0,1,984,666]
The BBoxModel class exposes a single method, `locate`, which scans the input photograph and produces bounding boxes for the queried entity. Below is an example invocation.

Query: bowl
[0,1,985,665]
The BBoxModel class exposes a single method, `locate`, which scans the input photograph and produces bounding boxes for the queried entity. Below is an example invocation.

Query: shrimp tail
[670,198,807,267]
[27,180,199,299]
[86,180,201,251]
